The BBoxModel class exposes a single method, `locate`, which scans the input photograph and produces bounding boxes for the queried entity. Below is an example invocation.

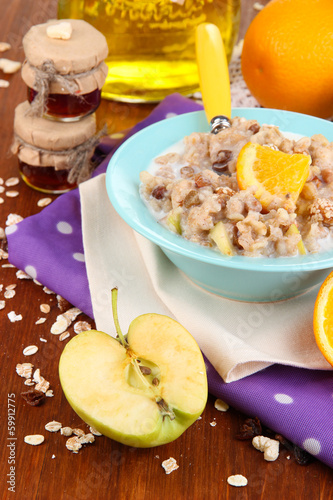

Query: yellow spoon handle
[195,23,231,124]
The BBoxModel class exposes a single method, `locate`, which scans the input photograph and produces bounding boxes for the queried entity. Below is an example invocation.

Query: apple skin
[59,314,208,448]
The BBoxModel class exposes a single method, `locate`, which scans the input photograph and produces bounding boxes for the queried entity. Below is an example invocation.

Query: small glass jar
[21,19,108,121]
[12,101,98,194]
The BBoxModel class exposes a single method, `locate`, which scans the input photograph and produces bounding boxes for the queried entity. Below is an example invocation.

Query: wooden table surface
[1,1,332,499]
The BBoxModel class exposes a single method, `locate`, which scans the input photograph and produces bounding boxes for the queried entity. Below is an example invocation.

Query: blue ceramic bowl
[106,109,333,302]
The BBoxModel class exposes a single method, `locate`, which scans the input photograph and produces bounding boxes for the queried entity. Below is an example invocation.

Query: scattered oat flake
[24,379,35,386]
[0,227,5,238]
[0,248,8,259]
[45,389,54,397]
[8,311,22,322]
[5,284,16,290]
[24,434,44,446]
[0,185,4,193]
[74,320,92,334]
[0,177,3,184]
[33,368,41,383]
[37,197,52,207]
[0,79,9,88]
[162,457,179,474]
[7,213,23,225]
[23,345,38,356]
[214,398,229,412]
[5,177,19,187]
[34,279,42,286]
[0,197,4,204]
[61,427,73,436]
[0,42,11,52]
[16,362,34,378]
[0,300,5,310]
[45,421,62,432]
[17,270,32,279]
[73,428,85,437]
[40,337,47,342]
[227,474,248,487]
[4,289,15,299]
[6,190,19,198]
[36,317,47,325]
[2,264,14,268]
[79,433,95,444]
[51,316,69,335]
[0,58,21,73]
[89,426,102,436]
[253,2,264,10]
[63,307,82,323]
[40,303,50,313]
[210,421,217,427]
[59,331,70,341]
[43,286,55,294]
[52,454,56,459]
[66,436,82,453]
[35,378,50,393]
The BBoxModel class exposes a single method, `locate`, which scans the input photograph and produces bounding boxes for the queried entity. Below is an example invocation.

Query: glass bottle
[58,0,241,103]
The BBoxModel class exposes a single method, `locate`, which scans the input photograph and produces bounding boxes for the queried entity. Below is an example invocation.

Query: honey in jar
[21,19,108,121]
[58,0,241,103]
[12,101,98,194]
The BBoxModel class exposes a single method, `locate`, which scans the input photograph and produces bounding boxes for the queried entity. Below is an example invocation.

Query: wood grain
[1,1,332,499]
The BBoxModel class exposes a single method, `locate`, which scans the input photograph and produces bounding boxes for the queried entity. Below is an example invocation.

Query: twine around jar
[27,59,105,117]
[13,126,108,185]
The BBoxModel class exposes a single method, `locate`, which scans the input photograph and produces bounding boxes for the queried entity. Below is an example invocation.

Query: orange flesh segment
[236,142,311,209]
[313,272,333,366]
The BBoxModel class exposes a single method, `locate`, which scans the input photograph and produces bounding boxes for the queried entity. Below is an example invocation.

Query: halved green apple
[59,290,208,448]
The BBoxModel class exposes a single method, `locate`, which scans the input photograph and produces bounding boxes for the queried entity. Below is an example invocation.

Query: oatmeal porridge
[139,117,333,257]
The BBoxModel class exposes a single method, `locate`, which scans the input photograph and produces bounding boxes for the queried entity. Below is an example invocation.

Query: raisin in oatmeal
[139,117,333,257]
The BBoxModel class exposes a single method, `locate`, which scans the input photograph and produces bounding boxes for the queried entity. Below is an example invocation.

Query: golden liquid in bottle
[59,0,240,103]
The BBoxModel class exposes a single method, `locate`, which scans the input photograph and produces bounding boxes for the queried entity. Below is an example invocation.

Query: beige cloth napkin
[80,174,332,383]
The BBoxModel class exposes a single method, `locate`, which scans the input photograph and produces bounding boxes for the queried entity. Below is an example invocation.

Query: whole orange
[241,0,333,119]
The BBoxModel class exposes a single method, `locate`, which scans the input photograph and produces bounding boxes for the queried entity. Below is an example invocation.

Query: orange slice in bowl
[313,271,333,367]
[236,143,311,210]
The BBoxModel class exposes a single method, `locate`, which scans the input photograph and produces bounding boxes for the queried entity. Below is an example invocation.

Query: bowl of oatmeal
[106,108,333,302]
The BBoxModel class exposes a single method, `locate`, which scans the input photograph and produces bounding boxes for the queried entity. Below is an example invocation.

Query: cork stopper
[22,19,109,74]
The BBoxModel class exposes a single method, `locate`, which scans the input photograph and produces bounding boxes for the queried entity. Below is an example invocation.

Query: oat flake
[5,177,19,187]
[74,321,92,334]
[23,345,38,356]
[43,286,55,294]
[40,303,50,313]
[24,379,35,386]
[8,311,22,322]
[45,389,54,397]
[79,433,95,444]
[0,79,9,88]
[161,457,179,474]
[6,283,17,290]
[6,213,23,225]
[0,227,5,238]
[6,190,19,198]
[59,331,70,341]
[66,436,82,453]
[37,197,52,207]
[51,316,69,335]
[45,421,62,432]
[24,434,45,446]
[0,300,5,310]
[16,270,32,280]
[40,337,47,343]
[4,289,15,299]
[16,362,34,378]
[214,398,229,412]
[36,317,47,325]
[0,197,4,204]
[89,426,102,436]
[227,474,248,487]
[61,427,73,437]
[0,42,11,52]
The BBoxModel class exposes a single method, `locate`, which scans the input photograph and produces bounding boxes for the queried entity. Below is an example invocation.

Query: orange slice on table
[236,143,311,210]
[313,271,333,367]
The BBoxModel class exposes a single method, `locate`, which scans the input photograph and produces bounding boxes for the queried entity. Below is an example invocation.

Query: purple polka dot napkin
[7,94,333,469]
